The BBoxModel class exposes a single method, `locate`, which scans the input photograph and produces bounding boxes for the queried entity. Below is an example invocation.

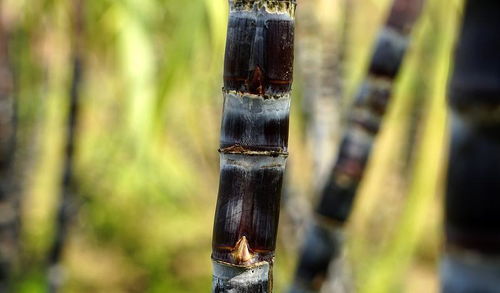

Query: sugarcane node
[219,145,288,157]
[220,145,250,154]
[354,77,392,114]
[449,98,500,126]
[445,228,500,255]
[447,1,500,127]
[212,259,270,272]
[368,91,392,115]
[316,178,359,223]
[314,215,346,229]
[221,89,291,101]
[334,135,371,179]
[337,153,365,173]
[333,172,358,189]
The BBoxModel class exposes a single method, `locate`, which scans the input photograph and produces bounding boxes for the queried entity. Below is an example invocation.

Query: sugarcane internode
[212,1,296,292]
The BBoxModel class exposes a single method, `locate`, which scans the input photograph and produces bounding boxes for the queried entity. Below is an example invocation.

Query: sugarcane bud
[247,66,265,96]
[231,236,255,264]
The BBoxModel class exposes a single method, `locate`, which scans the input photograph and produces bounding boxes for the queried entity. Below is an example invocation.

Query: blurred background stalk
[289,0,425,291]
[280,0,349,268]
[46,0,85,292]
[442,1,500,292]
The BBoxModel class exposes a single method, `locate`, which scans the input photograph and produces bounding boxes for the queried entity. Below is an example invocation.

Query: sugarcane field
[1,0,500,292]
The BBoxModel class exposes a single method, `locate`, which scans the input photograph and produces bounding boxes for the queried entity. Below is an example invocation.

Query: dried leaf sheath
[212,1,296,292]
[290,0,424,291]
[442,1,500,291]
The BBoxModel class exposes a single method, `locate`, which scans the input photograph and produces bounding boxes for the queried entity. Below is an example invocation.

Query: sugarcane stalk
[441,1,500,292]
[289,0,424,291]
[0,6,18,292]
[47,1,84,292]
[212,1,296,292]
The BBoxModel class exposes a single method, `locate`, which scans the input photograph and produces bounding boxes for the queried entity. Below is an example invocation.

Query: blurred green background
[3,0,464,291]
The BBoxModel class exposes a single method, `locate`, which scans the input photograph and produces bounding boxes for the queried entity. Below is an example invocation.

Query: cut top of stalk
[230,0,296,15]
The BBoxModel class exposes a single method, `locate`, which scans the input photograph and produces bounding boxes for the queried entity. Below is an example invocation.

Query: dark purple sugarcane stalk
[0,8,18,292]
[212,1,296,292]
[441,1,500,292]
[289,0,424,291]
[47,0,84,292]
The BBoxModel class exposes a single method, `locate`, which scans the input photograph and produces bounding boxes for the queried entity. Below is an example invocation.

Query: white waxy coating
[223,91,291,120]
[220,92,291,150]
[213,260,270,292]
[220,153,287,171]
